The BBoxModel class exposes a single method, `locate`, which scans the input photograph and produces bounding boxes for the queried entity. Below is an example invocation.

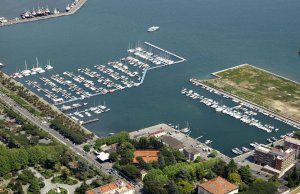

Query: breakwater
[0,0,87,28]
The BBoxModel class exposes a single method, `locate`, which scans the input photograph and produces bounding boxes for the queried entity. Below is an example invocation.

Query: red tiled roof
[199,176,238,194]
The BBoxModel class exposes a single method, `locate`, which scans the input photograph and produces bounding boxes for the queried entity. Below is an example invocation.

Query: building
[183,147,201,161]
[254,145,296,173]
[160,135,185,150]
[284,136,300,158]
[132,150,160,164]
[86,180,134,194]
[96,152,110,162]
[198,176,238,194]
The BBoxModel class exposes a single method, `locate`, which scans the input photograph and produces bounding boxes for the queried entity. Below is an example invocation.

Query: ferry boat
[147,26,159,32]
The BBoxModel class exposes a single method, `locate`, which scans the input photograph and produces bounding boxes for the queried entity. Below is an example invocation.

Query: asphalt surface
[0,92,142,193]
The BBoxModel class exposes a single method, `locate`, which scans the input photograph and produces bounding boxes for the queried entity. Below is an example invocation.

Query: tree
[227,172,242,185]
[136,156,152,170]
[176,181,193,194]
[240,179,277,194]
[109,152,118,162]
[239,165,253,185]
[158,154,166,168]
[143,169,169,194]
[175,169,191,182]
[137,137,149,149]
[118,142,135,165]
[0,156,11,176]
[226,159,238,175]
[166,180,179,194]
[61,169,69,181]
[119,164,141,180]
[212,159,227,177]
[210,150,218,158]
[83,145,90,152]
[28,178,41,194]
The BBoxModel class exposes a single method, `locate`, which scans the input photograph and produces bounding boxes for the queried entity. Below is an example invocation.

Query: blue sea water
[0,0,300,156]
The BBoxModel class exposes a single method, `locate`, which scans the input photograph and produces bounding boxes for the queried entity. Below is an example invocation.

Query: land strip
[200,64,300,123]
[0,0,87,28]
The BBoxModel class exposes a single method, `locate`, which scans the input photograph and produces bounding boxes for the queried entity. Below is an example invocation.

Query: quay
[0,0,87,28]
[129,123,231,163]
[192,79,300,129]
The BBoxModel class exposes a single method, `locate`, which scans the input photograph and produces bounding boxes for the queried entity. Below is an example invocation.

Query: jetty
[82,118,99,125]
[0,0,87,28]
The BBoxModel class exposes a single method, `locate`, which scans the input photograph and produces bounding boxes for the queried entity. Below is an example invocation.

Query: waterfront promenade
[0,0,87,28]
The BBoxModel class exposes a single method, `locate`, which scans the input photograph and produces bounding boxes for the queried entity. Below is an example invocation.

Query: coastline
[0,0,88,28]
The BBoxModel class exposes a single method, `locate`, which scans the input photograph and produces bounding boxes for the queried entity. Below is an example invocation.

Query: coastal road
[0,92,142,193]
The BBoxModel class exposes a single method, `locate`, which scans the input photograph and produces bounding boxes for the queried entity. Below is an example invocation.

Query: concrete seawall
[0,0,87,28]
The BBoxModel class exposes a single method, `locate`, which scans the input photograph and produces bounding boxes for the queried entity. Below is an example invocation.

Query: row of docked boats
[11,58,53,78]
[68,104,110,125]
[20,7,60,19]
[232,147,251,155]
[182,88,279,133]
[128,46,174,66]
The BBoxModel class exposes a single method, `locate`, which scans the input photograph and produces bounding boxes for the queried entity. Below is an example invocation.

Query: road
[0,92,142,193]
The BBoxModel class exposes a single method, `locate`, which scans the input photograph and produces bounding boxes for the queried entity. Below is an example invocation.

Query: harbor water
[0,0,300,157]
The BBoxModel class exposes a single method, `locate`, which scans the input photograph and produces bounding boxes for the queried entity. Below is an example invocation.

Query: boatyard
[0,0,87,27]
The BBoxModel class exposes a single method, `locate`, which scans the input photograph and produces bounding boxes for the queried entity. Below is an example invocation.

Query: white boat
[147,26,159,32]
[66,4,71,12]
[242,147,250,152]
[250,143,257,148]
[0,17,8,23]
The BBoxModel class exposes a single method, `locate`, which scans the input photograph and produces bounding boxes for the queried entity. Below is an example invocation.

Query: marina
[1,0,300,157]
[182,78,300,156]
[20,42,185,126]
[24,42,185,106]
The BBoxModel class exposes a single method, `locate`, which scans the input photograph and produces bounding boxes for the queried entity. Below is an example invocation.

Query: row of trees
[0,145,66,176]
[50,117,89,144]
[0,72,93,145]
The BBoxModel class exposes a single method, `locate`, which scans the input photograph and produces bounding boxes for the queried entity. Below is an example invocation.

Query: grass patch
[202,64,300,122]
